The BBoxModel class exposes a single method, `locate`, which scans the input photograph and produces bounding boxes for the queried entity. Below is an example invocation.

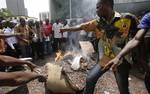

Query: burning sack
[58,55,96,91]
[46,63,77,94]
[79,41,95,55]
[46,41,96,93]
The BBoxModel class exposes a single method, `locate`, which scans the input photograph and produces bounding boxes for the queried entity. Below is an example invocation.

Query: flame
[55,50,64,62]
[55,50,88,70]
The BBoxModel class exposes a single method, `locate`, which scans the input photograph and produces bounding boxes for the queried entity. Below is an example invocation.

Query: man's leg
[53,38,58,52]
[39,41,44,58]
[47,41,51,55]
[31,42,36,60]
[0,71,46,86]
[143,37,150,93]
[114,60,131,94]
[13,43,20,58]
[83,64,107,94]
[144,73,150,93]
[20,45,26,58]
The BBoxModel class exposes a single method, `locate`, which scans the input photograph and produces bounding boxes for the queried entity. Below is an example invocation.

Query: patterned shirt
[14,24,33,45]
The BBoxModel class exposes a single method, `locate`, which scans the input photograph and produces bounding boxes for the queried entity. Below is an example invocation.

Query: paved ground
[0,56,148,94]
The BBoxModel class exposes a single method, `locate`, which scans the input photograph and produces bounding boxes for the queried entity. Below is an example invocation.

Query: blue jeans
[44,41,51,55]
[143,37,150,93]
[83,60,131,94]
[144,73,150,93]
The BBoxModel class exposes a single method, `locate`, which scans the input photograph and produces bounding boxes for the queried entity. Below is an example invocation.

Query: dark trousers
[4,43,24,71]
[5,43,20,58]
[143,37,150,93]
[83,60,131,94]
[20,45,31,58]
[31,40,44,59]
[53,38,61,52]
[61,38,68,51]
[31,42,39,60]
[144,73,150,93]
[38,41,44,58]
[44,40,52,55]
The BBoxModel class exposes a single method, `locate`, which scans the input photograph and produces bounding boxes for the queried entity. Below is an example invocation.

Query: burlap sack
[46,63,76,94]
[79,41,95,55]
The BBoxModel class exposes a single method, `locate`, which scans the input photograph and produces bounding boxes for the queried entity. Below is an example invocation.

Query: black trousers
[53,38,61,52]
[3,43,24,71]
[83,60,131,94]
[143,37,150,93]
[5,43,20,58]
[144,73,150,93]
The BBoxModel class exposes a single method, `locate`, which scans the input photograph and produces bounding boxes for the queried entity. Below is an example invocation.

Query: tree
[0,8,13,17]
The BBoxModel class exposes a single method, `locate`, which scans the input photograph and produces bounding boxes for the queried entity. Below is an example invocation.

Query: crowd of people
[0,18,55,60]
[0,17,95,61]
[0,16,96,89]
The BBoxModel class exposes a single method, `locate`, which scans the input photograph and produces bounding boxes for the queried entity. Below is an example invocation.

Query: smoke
[72,0,97,19]
[64,0,98,53]
[64,0,98,56]
[60,0,98,64]
[66,24,81,52]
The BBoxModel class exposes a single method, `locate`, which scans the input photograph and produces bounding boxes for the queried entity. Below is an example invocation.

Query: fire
[55,50,88,70]
[55,50,64,62]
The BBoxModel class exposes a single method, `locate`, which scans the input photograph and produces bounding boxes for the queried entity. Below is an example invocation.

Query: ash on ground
[0,56,148,94]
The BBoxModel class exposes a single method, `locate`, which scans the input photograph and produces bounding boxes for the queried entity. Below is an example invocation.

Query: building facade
[49,0,97,20]
[39,12,50,21]
[49,0,150,20]
[114,0,150,15]
[6,0,26,16]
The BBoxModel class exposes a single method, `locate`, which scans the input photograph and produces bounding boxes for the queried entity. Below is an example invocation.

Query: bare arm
[0,55,36,71]
[116,29,147,59]
[0,71,46,86]
[0,33,21,38]
[104,29,148,70]
[61,25,82,32]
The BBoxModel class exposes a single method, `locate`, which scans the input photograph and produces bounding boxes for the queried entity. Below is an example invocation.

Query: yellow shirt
[114,18,131,37]
[80,12,123,39]
[14,24,33,45]
[0,29,5,54]
[80,12,133,66]
[80,19,103,39]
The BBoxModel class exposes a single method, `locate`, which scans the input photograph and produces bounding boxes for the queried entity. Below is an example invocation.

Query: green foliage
[0,8,13,17]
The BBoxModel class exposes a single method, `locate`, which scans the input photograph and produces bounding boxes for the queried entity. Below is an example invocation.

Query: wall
[49,0,150,20]
[6,0,26,16]
[115,0,149,3]
[114,1,150,15]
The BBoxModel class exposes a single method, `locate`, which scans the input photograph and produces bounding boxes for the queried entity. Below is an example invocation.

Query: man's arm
[0,71,46,86]
[14,26,28,43]
[0,55,37,71]
[60,25,82,32]
[116,29,147,59]
[0,33,21,38]
[61,20,97,33]
[104,29,148,70]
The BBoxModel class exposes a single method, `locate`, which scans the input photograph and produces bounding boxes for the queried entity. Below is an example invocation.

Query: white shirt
[52,23,63,38]
[88,32,93,37]
[63,24,69,38]
[80,30,87,36]
[12,19,18,24]
[4,27,18,50]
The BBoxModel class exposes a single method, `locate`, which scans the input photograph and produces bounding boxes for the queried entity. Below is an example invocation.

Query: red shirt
[43,23,52,37]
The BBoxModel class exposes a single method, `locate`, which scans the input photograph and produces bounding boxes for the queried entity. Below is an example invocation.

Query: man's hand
[15,33,23,36]
[26,61,37,71]
[23,39,30,44]
[103,57,120,71]
[60,29,66,32]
